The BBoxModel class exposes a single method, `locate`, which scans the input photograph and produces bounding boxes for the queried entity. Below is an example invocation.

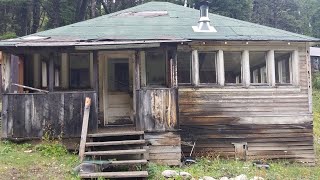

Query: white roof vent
[192,1,217,33]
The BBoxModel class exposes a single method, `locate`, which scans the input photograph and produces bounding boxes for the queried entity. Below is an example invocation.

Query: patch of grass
[0,140,80,180]
[148,158,320,180]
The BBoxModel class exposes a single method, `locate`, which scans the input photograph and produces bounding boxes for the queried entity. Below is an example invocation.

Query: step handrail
[79,97,92,162]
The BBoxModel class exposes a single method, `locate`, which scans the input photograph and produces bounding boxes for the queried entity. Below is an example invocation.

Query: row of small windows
[177,51,293,85]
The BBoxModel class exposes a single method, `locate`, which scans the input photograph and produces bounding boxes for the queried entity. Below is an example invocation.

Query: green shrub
[0,32,17,40]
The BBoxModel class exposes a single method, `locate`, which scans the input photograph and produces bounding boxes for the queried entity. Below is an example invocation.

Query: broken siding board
[137,88,178,132]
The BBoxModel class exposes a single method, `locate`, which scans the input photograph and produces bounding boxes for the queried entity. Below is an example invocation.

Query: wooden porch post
[33,53,41,88]
[171,50,178,88]
[135,51,143,131]
[2,52,11,93]
[242,50,250,87]
[48,53,54,92]
[217,50,225,86]
[61,53,69,89]
[292,50,300,86]
[267,50,276,86]
[192,50,199,86]
[92,51,99,92]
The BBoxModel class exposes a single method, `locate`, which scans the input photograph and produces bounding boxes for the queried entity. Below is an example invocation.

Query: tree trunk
[91,0,98,18]
[76,0,89,22]
[31,0,41,33]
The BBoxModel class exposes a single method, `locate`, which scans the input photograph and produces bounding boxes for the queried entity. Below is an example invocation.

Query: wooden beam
[217,50,225,86]
[192,50,199,86]
[11,83,49,93]
[33,54,41,88]
[61,53,69,89]
[242,50,250,87]
[92,51,99,92]
[2,52,11,93]
[171,50,178,88]
[266,50,275,86]
[292,50,300,86]
[48,53,54,91]
[140,51,146,87]
[79,97,92,162]
[135,51,141,90]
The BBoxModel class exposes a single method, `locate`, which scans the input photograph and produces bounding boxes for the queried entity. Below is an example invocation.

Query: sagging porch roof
[0,1,319,48]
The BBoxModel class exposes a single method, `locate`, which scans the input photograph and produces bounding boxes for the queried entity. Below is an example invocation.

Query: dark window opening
[69,53,91,89]
[177,52,192,84]
[146,50,166,86]
[275,52,292,84]
[199,52,216,84]
[224,52,242,84]
[250,52,267,84]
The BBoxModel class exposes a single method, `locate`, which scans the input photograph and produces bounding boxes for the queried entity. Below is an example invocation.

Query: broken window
[275,52,292,84]
[177,52,192,84]
[250,52,267,84]
[224,52,242,84]
[199,52,217,84]
[69,53,91,89]
[145,50,166,86]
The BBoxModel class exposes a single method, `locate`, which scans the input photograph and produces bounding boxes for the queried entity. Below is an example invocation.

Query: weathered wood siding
[136,88,179,132]
[2,92,98,139]
[145,132,181,165]
[179,45,314,163]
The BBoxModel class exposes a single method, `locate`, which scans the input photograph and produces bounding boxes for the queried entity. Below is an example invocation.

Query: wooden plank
[85,140,145,147]
[110,159,148,165]
[149,153,181,160]
[149,146,181,153]
[149,159,181,166]
[84,149,146,156]
[80,171,148,178]
[88,131,144,137]
[79,97,91,162]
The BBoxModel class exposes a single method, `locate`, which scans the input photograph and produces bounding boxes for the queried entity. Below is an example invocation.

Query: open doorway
[104,58,133,126]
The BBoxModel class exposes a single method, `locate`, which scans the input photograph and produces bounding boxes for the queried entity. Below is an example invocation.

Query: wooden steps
[80,171,149,178]
[84,149,146,156]
[86,140,145,147]
[80,129,148,179]
[110,159,148,165]
[88,131,144,137]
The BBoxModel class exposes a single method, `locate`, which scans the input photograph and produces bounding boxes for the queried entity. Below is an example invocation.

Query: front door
[104,58,133,125]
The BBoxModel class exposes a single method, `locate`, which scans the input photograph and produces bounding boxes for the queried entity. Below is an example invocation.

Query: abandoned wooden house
[0,1,320,178]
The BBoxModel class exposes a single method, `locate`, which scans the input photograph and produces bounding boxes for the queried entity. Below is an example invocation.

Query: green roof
[1,1,319,46]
